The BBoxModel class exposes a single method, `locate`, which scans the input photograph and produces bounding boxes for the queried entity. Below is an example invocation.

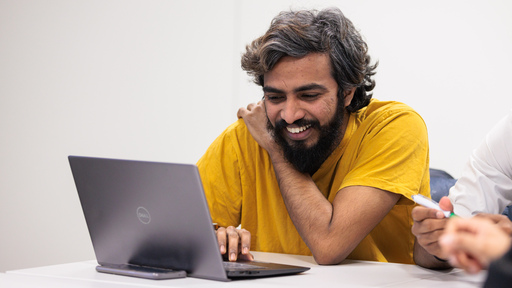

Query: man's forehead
[269,53,330,70]
[262,53,336,93]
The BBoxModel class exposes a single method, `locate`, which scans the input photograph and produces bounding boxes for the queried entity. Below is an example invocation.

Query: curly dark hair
[241,7,377,112]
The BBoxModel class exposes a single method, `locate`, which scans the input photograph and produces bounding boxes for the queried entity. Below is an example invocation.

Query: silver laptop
[68,156,309,281]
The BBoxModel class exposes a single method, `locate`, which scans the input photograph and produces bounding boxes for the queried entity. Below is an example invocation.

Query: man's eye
[265,95,284,102]
[301,94,319,99]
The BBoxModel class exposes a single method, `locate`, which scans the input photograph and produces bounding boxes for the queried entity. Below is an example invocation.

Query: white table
[5,252,486,287]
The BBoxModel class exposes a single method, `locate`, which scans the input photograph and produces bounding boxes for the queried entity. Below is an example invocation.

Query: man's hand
[411,196,453,260]
[237,101,279,154]
[215,226,254,262]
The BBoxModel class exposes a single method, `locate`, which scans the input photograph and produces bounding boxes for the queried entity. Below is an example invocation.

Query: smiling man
[262,53,347,176]
[197,8,439,267]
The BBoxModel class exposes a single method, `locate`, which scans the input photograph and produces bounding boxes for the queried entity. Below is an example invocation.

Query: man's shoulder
[220,118,253,139]
[359,99,416,115]
[346,99,427,146]
[199,119,262,168]
[354,99,423,125]
[212,119,259,149]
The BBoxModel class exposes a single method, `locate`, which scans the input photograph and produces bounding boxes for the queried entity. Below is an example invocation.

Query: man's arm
[270,153,401,264]
[238,101,425,264]
[237,102,400,264]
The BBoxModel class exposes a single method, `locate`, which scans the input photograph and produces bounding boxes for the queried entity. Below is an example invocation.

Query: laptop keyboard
[223,261,266,270]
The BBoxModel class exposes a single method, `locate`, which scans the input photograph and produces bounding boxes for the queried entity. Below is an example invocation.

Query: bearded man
[197,7,440,268]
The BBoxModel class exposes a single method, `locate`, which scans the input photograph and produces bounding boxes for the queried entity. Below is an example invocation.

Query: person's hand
[439,217,512,274]
[215,226,254,262]
[474,213,512,236]
[237,101,279,154]
[411,196,453,260]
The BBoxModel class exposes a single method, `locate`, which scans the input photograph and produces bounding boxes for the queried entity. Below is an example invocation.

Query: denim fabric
[429,168,512,221]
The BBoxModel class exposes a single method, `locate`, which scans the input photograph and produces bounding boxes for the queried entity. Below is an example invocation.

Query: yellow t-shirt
[197,99,430,264]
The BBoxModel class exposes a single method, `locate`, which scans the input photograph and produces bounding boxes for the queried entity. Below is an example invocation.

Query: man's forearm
[266,149,401,265]
[271,154,334,236]
[268,151,354,264]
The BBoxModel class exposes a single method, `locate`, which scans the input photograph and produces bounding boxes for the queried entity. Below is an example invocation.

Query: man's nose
[280,99,305,124]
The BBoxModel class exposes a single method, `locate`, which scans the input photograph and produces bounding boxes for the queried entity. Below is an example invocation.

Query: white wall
[1,0,512,272]
[0,0,238,272]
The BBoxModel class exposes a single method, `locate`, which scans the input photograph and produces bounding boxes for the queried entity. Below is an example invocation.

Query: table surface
[4,251,487,287]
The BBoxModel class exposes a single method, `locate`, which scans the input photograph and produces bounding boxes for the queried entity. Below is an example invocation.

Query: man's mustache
[273,118,320,131]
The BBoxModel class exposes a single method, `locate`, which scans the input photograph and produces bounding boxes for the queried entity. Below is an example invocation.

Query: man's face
[263,53,352,174]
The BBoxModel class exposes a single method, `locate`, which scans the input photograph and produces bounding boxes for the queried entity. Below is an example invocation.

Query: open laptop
[68,156,309,281]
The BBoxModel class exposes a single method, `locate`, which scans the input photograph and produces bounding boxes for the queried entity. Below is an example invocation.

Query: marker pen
[412,194,456,218]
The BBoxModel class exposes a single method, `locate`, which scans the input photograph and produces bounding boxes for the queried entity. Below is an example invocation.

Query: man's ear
[343,88,356,108]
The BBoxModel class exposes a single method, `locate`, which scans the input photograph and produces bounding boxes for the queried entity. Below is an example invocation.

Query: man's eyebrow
[263,86,284,94]
[263,84,328,94]
[294,83,328,93]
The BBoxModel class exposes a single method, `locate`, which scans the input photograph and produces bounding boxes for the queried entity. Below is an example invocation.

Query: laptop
[68,155,310,281]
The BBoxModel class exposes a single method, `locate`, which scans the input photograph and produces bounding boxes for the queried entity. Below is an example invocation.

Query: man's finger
[237,107,247,119]
[239,228,251,255]
[226,226,240,261]
[216,227,227,255]
[411,206,445,222]
[246,103,256,111]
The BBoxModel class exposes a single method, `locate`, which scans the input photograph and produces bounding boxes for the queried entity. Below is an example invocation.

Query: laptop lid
[68,156,309,281]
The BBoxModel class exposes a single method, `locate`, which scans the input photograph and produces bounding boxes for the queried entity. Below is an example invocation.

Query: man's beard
[267,101,345,175]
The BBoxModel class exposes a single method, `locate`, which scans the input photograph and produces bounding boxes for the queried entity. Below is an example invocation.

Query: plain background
[2,0,512,272]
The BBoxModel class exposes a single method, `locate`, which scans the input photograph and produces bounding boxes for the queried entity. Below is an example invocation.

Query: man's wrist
[267,147,286,164]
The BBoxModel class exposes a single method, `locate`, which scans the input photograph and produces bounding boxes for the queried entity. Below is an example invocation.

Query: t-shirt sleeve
[197,124,243,227]
[340,109,430,202]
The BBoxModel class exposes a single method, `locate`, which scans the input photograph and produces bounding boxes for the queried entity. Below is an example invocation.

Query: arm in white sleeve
[449,110,512,217]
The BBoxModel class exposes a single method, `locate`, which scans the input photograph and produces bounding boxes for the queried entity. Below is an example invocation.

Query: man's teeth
[287,124,311,134]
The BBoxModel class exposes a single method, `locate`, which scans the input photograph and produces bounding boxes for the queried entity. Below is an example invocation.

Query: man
[412,109,512,269]
[197,7,433,266]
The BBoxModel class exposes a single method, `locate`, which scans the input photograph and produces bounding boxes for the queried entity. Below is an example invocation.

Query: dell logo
[136,207,151,224]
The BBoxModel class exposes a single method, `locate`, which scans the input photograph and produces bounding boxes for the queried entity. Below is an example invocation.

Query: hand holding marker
[412,194,456,218]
